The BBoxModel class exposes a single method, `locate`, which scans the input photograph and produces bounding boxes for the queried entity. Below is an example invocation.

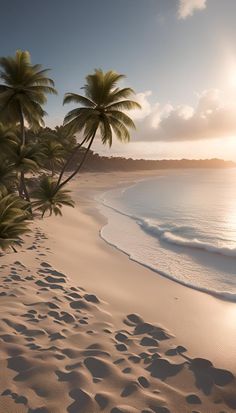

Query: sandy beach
[1,171,236,413]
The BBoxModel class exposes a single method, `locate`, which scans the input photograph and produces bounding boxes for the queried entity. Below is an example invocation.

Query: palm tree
[55,69,141,189]
[0,122,19,158]
[40,139,65,176]
[0,50,57,212]
[0,190,30,251]
[31,175,75,218]
[0,162,17,193]
[54,125,77,153]
[0,50,57,145]
[10,142,44,202]
[37,125,77,166]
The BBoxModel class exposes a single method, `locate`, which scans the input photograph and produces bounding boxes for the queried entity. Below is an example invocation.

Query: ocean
[98,168,236,302]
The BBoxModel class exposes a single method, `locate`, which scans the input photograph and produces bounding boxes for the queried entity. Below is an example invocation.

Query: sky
[1,0,236,160]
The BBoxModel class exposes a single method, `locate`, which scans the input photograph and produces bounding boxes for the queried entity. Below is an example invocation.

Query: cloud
[130,89,236,142]
[130,90,153,120]
[178,0,207,19]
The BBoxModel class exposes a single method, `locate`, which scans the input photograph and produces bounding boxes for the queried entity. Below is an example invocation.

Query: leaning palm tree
[31,175,75,218]
[0,50,57,145]
[0,190,30,252]
[55,69,141,190]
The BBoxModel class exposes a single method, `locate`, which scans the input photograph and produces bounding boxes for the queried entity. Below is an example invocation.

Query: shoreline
[39,171,236,371]
[98,169,236,303]
[1,170,236,412]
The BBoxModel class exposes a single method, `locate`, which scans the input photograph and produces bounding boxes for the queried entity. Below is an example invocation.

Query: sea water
[99,169,236,301]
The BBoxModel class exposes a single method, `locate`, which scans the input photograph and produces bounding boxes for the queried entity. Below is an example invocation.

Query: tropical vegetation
[0,50,140,251]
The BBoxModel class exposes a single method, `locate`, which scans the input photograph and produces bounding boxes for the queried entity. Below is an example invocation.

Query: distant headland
[78,150,236,172]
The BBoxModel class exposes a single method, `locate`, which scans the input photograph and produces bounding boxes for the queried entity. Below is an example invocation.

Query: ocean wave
[99,225,236,303]
[100,191,236,259]
[139,218,236,258]
[98,187,236,303]
[98,176,236,303]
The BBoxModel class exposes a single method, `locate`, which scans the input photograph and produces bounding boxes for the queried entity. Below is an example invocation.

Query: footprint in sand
[115,332,129,342]
[186,394,202,404]
[116,344,128,352]
[111,406,139,413]
[94,392,110,409]
[138,376,150,388]
[84,293,100,303]
[122,367,132,374]
[49,332,66,341]
[56,370,84,386]
[123,313,144,326]
[121,382,139,397]
[67,292,82,299]
[140,336,159,347]
[67,388,94,413]
[147,358,184,380]
[84,356,111,379]
[70,300,89,310]
[188,357,234,396]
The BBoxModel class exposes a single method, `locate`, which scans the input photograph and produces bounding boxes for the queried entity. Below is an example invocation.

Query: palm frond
[100,116,113,146]
[0,50,57,131]
[106,100,141,111]
[107,87,136,104]
[0,190,30,251]
[59,69,141,188]
[63,93,95,107]
[107,110,136,129]
[31,175,75,217]
[108,116,131,142]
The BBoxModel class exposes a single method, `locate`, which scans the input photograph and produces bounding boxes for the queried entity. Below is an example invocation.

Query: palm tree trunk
[57,131,96,190]
[55,135,88,189]
[50,160,54,177]
[17,172,24,197]
[20,171,33,215]
[18,102,29,205]
[19,103,25,146]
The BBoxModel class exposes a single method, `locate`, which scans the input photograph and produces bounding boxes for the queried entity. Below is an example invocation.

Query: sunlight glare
[228,70,236,88]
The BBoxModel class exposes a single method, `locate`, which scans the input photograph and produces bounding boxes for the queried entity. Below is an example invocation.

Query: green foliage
[40,139,65,175]
[0,50,57,130]
[53,125,77,153]
[0,122,19,158]
[0,189,30,251]
[37,125,77,154]
[0,53,139,252]
[10,143,44,174]
[55,69,141,190]
[63,69,141,146]
[0,162,17,193]
[31,175,75,217]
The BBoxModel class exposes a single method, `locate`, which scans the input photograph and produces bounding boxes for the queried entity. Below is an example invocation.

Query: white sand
[1,170,236,412]
[41,171,236,369]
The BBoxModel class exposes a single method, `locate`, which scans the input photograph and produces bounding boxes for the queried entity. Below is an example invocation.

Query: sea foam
[99,170,236,303]
[139,218,236,258]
